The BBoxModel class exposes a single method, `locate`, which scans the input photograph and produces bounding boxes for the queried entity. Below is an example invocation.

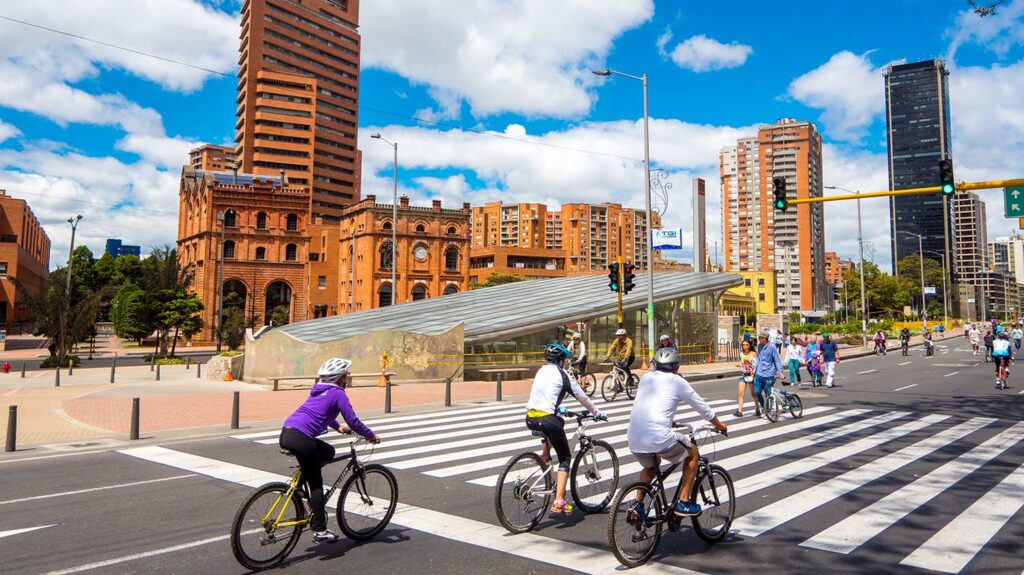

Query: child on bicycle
[280,358,380,544]
[627,347,727,518]
[526,343,605,514]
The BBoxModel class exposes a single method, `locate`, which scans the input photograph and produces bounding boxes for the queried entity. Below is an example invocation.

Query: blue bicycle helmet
[544,343,571,363]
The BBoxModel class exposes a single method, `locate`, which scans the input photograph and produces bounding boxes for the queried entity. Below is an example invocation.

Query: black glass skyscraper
[885,59,952,274]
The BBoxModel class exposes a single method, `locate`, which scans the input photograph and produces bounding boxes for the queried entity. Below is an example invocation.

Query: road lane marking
[901,460,1024,574]
[802,421,1024,554]
[0,524,57,539]
[38,532,252,575]
[899,361,912,366]
[117,446,707,575]
[893,384,918,392]
[0,474,196,506]
[731,417,995,538]
[857,369,877,375]
[944,372,959,377]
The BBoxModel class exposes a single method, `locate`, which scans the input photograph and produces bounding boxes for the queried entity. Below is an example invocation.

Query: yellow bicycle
[230,436,398,571]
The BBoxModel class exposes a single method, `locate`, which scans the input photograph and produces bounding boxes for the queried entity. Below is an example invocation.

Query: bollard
[496,373,503,402]
[129,397,140,440]
[156,363,161,382]
[5,406,16,452]
[384,374,392,414]
[444,377,452,407]
[110,356,117,384]
[186,356,191,370]
[20,362,25,378]
[68,361,73,376]
[55,367,60,387]
[150,353,156,372]
[273,378,279,392]
[197,362,202,379]
[231,391,240,429]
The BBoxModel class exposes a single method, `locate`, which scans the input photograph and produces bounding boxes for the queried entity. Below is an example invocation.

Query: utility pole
[62,215,83,367]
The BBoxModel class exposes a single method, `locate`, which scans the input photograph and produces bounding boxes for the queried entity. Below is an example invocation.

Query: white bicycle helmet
[317,357,352,383]
[615,328,627,336]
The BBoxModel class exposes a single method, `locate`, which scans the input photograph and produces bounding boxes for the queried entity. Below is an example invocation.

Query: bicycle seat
[530,430,549,440]
[279,448,295,457]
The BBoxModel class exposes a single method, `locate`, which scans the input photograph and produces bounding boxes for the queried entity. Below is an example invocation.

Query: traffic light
[622,263,637,294]
[607,262,620,293]
[939,159,955,195]
[772,177,788,212]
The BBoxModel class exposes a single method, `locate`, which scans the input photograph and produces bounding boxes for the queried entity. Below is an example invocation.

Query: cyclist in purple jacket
[279,358,380,543]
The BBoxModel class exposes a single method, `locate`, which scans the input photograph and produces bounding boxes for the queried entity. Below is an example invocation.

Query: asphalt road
[2,339,1023,575]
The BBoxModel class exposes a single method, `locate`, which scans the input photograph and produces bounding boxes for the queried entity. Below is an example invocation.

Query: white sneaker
[313,529,339,543]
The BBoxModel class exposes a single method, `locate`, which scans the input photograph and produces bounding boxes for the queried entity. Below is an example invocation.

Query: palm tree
[141,246,196,357]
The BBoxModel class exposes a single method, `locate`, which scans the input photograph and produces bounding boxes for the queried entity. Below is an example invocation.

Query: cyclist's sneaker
[627,501,645,526]
[551,499,573,514]
[674,501,702,517]
[313,529,339,543]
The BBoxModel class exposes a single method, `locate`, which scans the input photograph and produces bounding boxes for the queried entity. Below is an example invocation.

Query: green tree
[112,254,143,287]
[221,307,247,351]
[15,271,108,367]
[158,291,204,356]
[269,305,290,327]
[140,246,195,356]
[110,283,151,342]
[842,262,911,319]
[470,272,529,289]
[897,254,948,317]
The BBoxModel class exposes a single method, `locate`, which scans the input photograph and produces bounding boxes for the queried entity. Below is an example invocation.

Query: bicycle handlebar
[672,421,728,437]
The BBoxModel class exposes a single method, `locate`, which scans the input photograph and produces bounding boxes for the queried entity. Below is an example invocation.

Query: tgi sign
[653,229,682,250]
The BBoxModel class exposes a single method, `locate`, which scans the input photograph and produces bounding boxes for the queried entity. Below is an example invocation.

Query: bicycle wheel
[625,375,639,400]
[494,452,551,533]
[231,482,305,571]
[690,464,735,543]
[607,481,663,568]
[764,393,779,423]
[787,393,803,418]
[570,439,619,513]
[580,373,597,397]
[336,464,398,541]
[601,374,619,402]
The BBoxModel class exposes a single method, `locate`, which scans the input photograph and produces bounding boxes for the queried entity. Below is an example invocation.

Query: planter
[205,354,244,381]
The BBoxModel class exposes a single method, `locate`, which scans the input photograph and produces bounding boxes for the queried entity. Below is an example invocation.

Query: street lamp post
[370,133,399,306]
[593,68,656,359]
[901,230,927,333]
[923,250,949,332]
[63,215,82,367]
[825,186,867,347]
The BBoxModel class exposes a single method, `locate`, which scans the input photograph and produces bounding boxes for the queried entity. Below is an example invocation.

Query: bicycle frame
[646,456,715,530]
[522,415,596,495]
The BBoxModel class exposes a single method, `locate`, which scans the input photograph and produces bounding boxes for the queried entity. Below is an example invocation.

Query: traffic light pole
[616,255,624,329]
[787,178,1024,205]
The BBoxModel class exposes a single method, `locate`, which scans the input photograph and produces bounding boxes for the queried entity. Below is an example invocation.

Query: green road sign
[1005,186,1024,218]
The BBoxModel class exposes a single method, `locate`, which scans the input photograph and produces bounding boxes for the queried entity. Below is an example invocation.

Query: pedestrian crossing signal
[939,159,955,195]
[772,177,788,212]
[607,263,620,293]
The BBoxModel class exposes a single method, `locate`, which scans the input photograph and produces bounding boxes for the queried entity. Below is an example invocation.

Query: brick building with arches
[177,167,312,342]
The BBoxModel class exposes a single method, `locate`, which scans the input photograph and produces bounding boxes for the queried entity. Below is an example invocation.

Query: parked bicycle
[607,423,734,568]
[600,362,638,402]
[230,436,398,571]
[494,409,619,533]
[567,363,597,398]
[763,382,803,422]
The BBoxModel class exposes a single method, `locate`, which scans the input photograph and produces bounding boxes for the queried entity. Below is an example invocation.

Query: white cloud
[788,51,886,143]
[948,0,1024,60]
[360,0,654,118]
[116,134,200,170]
[0,118,19,143]
[666,35,753,72]
[656,28,673,57]
[821,145,892,267]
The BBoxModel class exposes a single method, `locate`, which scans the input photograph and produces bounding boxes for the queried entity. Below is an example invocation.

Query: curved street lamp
[370,133,398,306]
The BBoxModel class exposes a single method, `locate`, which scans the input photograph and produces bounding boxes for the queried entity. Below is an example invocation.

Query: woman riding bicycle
[568,332,588,376]
[992,332,1013,388]
[873,330,887,355]
[525,344,605,514]
[279,358,380,544]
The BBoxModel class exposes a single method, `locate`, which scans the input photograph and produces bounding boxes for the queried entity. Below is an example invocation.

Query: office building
[950,192,987,320]
[105,239,141,259]
[720,118,826,312]
[885,59,953,274]
[0,190,51,332]
[189,144,236,172]
[234,0,362,220]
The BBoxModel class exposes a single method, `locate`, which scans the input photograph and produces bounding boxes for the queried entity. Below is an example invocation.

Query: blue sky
[0,0,1022,269]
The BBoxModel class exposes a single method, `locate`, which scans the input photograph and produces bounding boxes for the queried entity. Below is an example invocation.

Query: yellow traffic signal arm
[787,178,1024,205]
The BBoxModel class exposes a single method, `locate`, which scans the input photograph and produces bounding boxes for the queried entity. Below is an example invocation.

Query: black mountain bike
[607,423,734,568]
[901,339,909,356]
[230,436,398,571]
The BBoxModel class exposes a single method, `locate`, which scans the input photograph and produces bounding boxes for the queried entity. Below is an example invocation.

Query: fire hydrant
[2,362,10,374]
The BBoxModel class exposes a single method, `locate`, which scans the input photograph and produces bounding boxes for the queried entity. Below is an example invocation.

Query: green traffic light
[610,282,619,292]
[941,183,955,195]
[774,199,788,210]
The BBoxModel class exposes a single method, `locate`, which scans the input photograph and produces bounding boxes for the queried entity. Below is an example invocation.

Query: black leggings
[280,427,335,531]
[995,356,1011,375]
[526,415,571,471]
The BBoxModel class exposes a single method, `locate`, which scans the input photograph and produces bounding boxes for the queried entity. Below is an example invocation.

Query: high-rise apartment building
[949,192,988,319]
[189,144,236,171]
[885,59,953,274]
[235,0,362,221]
[720,119,826,312]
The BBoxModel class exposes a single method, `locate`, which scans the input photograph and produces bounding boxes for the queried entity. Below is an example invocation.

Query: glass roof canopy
[275,272,743,346]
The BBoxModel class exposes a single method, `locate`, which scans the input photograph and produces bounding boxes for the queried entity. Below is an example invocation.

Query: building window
[286,214,299,231]
[379,240,394,270]
[0,262,6,277]
[444,247,459,272]
[447,226,457,235]
[378,284,393,307]
[223,240,236,259]
[255,247,266,261]
[223,210,237,228]
[415,223,426,233]
[382,221,392,230]
[744,278,751,287]
[256,212,267,230]
[443,285,459,295]
[759,293,766,302]
[318,276,327,289]
[285,244,298,261]
[758,278,765,287]
[412,285,427,301]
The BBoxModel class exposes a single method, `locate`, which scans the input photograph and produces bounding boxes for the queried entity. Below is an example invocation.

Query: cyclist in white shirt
[525,343,605,514]
[627,347,727,517]
[969,325,981,355]
[567,332,588,375]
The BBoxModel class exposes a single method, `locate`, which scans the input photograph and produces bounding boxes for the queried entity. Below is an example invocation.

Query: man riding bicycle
[992,332,1013,388]
[899,328,911,353]
[525,343,605,514]
[627,347,727,518]
[970,324,981,356]
[605,328,635,384]
[567,332,588,376]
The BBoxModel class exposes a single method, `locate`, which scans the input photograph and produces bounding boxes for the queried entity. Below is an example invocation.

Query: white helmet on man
[615,328,627,336]
[317,357,352,383]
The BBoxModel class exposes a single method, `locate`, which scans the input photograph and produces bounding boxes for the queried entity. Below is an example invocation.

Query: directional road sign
[1005,186,1024,217]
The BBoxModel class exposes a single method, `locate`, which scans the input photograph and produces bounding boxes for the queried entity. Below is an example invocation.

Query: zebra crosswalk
[230,398,1024,574]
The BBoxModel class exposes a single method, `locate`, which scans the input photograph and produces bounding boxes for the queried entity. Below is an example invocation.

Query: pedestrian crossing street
[230,399,1024,574]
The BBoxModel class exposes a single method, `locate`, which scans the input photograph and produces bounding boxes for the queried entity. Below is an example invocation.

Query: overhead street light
[900,230,928,334]
[370,132,398,306]
[592,67,655,360]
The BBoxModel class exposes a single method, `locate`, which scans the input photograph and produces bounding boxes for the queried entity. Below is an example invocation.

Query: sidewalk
[0,339,914,451]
